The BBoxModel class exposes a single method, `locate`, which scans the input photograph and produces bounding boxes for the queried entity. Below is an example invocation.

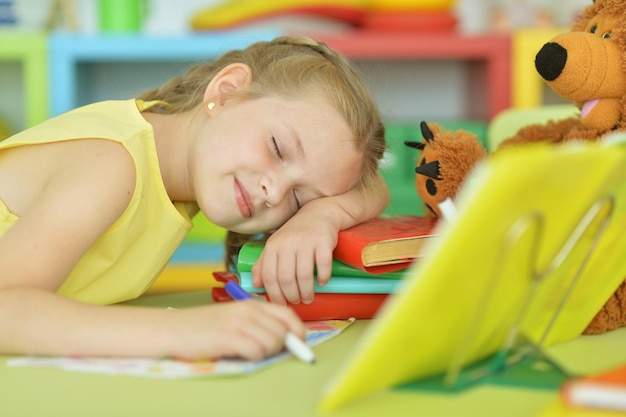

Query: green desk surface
[2,292,625,417]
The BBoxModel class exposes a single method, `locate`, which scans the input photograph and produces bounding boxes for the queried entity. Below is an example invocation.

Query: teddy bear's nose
[535,42,568,81]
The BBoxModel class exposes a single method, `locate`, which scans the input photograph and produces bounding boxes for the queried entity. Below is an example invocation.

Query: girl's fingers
[277,253,301,304]
[295,253,315,305]
[254,251,287,305]
[223,302,303,360]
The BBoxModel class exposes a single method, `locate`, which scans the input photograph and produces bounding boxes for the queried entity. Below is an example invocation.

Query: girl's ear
[203,63,252,111]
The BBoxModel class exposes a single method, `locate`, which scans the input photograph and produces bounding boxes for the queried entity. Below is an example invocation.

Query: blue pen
[224,280,316,364]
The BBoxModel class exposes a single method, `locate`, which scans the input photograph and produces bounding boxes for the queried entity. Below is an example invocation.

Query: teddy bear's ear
[420,121,435,143]
[404,140,425,150]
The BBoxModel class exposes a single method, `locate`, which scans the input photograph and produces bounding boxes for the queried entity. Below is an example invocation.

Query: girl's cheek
[269,207,296,229]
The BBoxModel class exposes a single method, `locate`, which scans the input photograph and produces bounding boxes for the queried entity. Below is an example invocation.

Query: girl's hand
[252,175,389,305]
[172,300,305,361]
[251,203,339,305]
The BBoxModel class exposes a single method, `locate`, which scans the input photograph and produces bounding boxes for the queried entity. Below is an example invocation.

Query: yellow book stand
[319,133,626,413]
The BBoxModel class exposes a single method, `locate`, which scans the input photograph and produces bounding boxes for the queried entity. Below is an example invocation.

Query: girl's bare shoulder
[0,138,136,221]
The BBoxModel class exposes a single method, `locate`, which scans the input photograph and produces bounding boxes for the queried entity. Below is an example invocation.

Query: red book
[212,271,388,320]
[561,363,626,412]
[333,215,438,274]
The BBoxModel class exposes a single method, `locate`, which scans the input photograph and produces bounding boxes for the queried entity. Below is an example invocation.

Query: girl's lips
[234,178,253,218]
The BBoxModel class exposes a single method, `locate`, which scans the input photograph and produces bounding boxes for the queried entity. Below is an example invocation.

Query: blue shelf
[48,31,282,116]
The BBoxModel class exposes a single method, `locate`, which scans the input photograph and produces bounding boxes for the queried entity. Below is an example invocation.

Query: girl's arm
[0,287,304,360]
[0,140,304,359]
[252,173,389,305]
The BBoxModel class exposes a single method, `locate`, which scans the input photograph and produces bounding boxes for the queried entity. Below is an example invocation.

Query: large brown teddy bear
[408,0,626,335]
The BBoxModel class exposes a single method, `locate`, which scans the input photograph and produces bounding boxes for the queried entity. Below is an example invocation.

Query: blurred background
[3,0,590,35]
[0,0,590,139]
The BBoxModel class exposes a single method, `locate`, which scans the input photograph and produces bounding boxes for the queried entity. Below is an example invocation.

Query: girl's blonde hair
[139,35,386,267]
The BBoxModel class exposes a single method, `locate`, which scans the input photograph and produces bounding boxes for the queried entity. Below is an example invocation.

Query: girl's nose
[262,175,290,208]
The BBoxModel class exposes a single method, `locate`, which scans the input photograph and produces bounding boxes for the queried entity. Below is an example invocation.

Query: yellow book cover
[318,136,626,413]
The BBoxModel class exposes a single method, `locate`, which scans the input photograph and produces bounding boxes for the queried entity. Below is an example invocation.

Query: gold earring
[207,102,215,111]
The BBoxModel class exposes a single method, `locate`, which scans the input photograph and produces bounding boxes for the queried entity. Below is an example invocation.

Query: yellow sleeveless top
[0,100,195,304]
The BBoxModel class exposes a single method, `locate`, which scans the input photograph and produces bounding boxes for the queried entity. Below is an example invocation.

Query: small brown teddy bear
[404,121,486,217]
[408,0,626,335]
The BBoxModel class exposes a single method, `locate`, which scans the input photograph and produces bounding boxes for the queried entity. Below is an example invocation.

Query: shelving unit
[312,31,511,120]
[47,30,511,120]
[48,31,282,116]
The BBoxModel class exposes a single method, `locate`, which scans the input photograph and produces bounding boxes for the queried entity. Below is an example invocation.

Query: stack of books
[214,215,439,320]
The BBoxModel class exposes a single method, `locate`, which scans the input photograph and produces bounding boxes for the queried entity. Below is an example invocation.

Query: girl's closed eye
[272,137,282,159]
[271,135,302,209]
[293,189,302,209]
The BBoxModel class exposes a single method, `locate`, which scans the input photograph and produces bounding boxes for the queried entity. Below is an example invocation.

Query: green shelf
[0,32,48,129]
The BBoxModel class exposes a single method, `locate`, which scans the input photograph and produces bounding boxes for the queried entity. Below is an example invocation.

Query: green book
[237,242,407,279]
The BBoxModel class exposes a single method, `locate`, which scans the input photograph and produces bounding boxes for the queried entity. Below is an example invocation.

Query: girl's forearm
[0,287,178,357]
[300,173,389,231]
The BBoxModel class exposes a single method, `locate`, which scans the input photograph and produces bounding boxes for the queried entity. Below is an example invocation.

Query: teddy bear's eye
[426,179,437,196]
[590,24,597,33]
[602,32,612,39]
